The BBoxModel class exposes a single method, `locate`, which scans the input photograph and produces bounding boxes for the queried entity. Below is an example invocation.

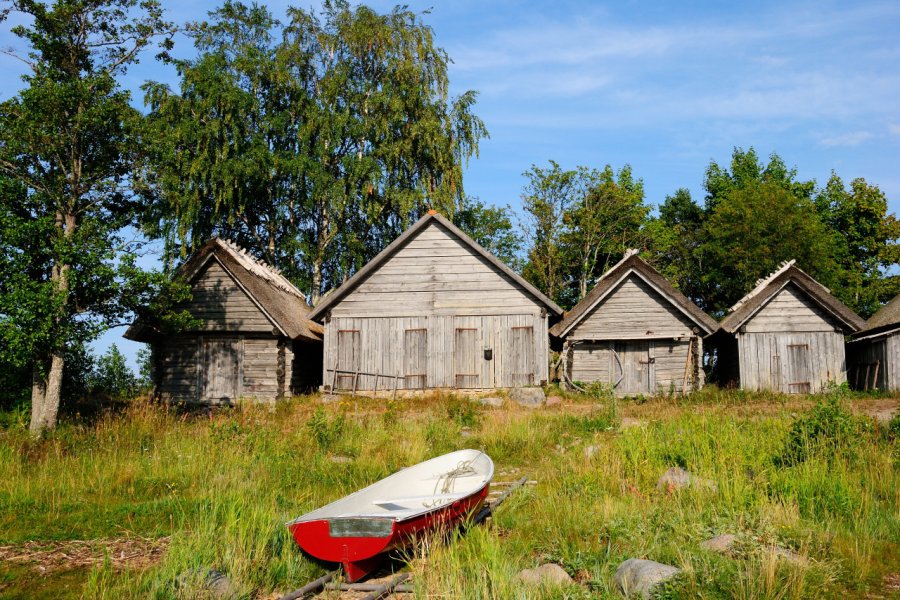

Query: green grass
[0,389,897,598]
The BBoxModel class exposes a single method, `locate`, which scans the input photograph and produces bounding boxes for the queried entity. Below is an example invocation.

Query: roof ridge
[213,237,307,302]
[729,259,796,313]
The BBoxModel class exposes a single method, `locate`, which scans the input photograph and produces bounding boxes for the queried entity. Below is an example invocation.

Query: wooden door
[454,325,480,388]
[201,337,240,403]
[404,328,427,390]
[506,325,535,387]
[613,341,653,395]
[785,342,811,393]
[334,329,360,391]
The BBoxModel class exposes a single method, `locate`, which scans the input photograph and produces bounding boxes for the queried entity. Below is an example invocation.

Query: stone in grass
[700,533,738,555]
[546,395,564,406]
[614,558,681,599]
[177,569,239,599]
[510,387,546,408]
[328,455,353,464]
[771,546,809,566]
[319,393,341,404]
[478,396,505,408]
[620,417,646,429]
[656,467,718,493]
[516,563,574,586]
[584,445,599,458]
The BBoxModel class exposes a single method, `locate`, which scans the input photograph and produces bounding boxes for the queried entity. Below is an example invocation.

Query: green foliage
[445,396,481,428]
[142,0,487,301]
[88,344,138,400]
[305,407,346,451]
[521,161,651,308]
[775,390,861,467]
[452,196,522,268]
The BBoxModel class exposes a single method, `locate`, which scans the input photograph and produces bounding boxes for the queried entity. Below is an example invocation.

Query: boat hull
[288,483,489,581]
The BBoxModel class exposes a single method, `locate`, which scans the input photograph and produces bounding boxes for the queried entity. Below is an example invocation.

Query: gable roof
[308,211,563,321]
[549,250,717,339]
[124,238,323,342]
[719,261,864,334]
[852,292,900,340]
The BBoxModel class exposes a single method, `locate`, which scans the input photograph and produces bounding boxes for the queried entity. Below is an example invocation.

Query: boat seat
[371,494,460,508]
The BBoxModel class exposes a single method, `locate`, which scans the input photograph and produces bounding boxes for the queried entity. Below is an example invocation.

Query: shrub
[775,393,860,466]
[306,407,345,451]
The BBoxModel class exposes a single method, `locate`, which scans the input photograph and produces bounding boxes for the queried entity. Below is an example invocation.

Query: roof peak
[210,237,307,302]
[729,259,798,313]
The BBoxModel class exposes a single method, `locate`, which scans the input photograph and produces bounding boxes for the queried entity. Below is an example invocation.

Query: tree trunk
[311,255,323,306]
[29,363,47,436]
[41,351,65,430]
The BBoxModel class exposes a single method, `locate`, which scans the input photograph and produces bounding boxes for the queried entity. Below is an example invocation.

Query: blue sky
[2,0,899,368]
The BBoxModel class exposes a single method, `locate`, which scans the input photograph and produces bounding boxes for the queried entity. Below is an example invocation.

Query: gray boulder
[516,563,574,586]
[510,387,546,408]
[479,396,505,407]
[584,445,599,458]
[328,455,353,464]
[700,533,737,554]
[656,467,717,493]
[614,558,681,599]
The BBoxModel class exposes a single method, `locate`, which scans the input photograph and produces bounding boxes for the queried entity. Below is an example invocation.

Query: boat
[286,449,494,582]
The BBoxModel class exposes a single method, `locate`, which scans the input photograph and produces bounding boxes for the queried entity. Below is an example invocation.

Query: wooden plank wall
[571,338,702,394]
[324,314,548,390]
[737,331,847,392]
[155,337,199,401]
[889,334,900,391]
[329,222,543,317]
[848,338,887,391]
[320,220,550,390]
[568,274,699,340]
[183,259,275,332]
[743,284,838,333]
[241,338,279,401]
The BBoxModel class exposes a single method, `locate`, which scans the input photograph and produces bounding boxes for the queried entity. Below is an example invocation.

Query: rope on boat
[424,452,484,507]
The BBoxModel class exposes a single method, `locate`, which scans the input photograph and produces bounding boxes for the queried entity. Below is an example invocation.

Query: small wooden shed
[125,238,323,403]
[549,250,717,395]
[712,260,864,393]
[308,211,563,392]
[848,293,900,392]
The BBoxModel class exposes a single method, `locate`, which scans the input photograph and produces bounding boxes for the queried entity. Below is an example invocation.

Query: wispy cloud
[819,131,875,147]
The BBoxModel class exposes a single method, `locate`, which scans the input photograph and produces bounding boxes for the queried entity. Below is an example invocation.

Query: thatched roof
[308,211,563,321]
[549,250,717,339]
[124,238,323,343]
[853,293,900,340]
[719,261,864,334]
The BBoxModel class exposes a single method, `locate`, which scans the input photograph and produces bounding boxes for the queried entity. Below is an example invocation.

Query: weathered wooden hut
[549,250,717,395]
[848,293,900,392]
[125,238,323,403]
[308,211,563,392]
[712,260,864,393]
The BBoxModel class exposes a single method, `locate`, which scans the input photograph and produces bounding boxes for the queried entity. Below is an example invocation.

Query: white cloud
[819,131,875,147]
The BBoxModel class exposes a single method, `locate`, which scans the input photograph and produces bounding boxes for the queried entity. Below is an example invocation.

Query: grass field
[0,386,898,599]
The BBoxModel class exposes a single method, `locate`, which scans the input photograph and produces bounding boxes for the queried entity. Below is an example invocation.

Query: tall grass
[0,389,897,598]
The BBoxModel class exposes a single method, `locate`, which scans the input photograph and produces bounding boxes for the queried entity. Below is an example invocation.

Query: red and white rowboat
[286,449,494,582]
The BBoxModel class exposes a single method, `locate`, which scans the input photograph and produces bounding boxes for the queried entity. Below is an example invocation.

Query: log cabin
[549,250,717,396]
[711,260,864,393]
[308,211,563,392]
[124,238,323,403]
[848,293,900,392]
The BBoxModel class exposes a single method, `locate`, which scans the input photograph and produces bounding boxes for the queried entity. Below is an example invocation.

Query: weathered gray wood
[737,331,846,393]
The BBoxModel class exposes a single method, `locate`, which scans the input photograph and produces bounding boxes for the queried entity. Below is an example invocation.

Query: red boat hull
[289,483,489,581]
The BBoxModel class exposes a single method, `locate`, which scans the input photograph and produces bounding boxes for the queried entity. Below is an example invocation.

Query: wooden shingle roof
[125,238,323,342]
[308,211,563,321]
[852,293,900,340]
[719,261,864,334]
[549,250,717,339]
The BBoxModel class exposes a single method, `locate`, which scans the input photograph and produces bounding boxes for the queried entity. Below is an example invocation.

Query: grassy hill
[0,387,898,599]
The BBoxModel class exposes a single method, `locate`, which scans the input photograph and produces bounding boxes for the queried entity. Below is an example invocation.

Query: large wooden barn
[712,260,864,393]
[549,250,717,395]
[125,238,323,403]
[308,211,563,392]
[848,293,900,392]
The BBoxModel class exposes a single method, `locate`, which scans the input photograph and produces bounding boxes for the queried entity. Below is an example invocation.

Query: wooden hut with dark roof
[848,293,900,391]
[711,260,864,393]
[549,250,717,396]
[308,211,563,392]
[125,238,323,404]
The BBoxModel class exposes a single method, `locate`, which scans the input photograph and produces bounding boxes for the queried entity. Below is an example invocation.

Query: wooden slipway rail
[279,477,530,600]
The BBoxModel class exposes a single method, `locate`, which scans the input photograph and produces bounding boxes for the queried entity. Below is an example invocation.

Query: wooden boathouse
[125,238,323,403]
[308,211,563,392]
[712,260,864,393]
[549,250,717,395]
[848,293,900,392]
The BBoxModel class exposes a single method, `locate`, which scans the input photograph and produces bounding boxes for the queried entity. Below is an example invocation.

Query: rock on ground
[319,393,341,403]
[478,396,505,407]
[510,387,546,408]
[516,563,574,586]
[771,546,809,566]
[546,395,563,406]
[614,558,681,599]
[328,455,353,464]
[620,417,646,429]
[656,467,717,492]
[700,533,738,554]
[584,445,599,458]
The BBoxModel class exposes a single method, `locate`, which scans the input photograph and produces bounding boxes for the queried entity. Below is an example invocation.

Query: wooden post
[352,369,359,397]
[872,361,880,391]
[864,364,871,391]
[331,367,338,393]
[392,373,399,400]
[373,370,379,396]
[681,337,693,395]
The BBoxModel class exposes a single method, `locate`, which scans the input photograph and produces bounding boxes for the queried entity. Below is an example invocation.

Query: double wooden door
[453,316,536,389]
[612,341,654,395]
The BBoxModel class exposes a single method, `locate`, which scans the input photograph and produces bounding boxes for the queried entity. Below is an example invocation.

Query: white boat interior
[290,449,494,523]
